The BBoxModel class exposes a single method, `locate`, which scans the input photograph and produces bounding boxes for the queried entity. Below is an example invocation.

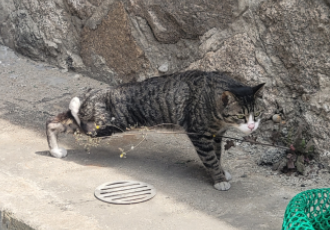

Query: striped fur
[46,70,265,190]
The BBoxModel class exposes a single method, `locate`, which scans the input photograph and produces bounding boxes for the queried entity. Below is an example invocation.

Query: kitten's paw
[224,171,232,181]
[50,148,68,158]
[214,182,231,191]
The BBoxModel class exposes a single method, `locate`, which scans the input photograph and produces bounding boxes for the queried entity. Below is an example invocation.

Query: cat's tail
[46,110,80,158]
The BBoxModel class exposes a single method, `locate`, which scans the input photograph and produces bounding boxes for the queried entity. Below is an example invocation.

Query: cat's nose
[248,123,255,130]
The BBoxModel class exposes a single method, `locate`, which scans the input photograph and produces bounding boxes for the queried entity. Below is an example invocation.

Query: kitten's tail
[46,110,80,158]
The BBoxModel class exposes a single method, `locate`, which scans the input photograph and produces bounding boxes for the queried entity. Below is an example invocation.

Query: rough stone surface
[158,63,168,73]
[259,148,286,166]
[0,0,329,156]
[80,1,149,83]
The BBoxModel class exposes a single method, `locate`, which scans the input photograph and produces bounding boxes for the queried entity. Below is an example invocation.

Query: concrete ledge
[0,211,35,230]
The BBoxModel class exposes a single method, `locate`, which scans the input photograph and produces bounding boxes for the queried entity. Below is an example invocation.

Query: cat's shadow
[35,150,52,157]
[35,145,251,229]
[35,146,209,184]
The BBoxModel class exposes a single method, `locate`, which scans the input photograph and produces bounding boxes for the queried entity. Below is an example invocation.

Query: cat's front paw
[224,171,232,181]
[50,148,68,158]
[214,182,231,191]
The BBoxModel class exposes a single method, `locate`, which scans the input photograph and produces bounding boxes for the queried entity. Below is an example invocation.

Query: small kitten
[46,70,265,191]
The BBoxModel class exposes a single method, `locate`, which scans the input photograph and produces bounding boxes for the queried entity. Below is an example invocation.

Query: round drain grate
[94,181,156,205]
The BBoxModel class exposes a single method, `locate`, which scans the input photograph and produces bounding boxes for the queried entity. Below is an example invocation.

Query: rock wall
[0,0,329,156]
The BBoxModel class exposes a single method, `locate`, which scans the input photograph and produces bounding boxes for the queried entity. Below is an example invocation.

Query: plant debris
[225,140,235,150]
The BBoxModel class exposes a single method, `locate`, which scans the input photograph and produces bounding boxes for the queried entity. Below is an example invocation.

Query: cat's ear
[253,83,265,97]
[221,91,236,107]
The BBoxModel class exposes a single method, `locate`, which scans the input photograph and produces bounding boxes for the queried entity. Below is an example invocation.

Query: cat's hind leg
[47,121,67,158]
[46,110,80,158]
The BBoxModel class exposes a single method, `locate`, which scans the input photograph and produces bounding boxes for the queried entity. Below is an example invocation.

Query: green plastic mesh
[282,188,330,230]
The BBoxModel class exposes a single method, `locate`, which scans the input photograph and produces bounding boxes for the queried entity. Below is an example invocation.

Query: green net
[282,188,330,230]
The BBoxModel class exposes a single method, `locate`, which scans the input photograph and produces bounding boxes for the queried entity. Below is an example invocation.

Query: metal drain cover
[94,181,156,205]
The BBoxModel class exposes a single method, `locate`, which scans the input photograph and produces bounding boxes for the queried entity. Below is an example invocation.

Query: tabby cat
[46,70,265,191]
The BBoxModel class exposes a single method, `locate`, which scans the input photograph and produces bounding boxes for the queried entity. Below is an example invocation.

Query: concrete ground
[0,45,298,230]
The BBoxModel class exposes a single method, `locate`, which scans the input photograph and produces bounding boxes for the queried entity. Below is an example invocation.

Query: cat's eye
[254,111,261,117]
[234,114,245,119]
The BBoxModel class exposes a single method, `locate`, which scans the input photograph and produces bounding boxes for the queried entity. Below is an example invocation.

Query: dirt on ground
[0,45,328,230]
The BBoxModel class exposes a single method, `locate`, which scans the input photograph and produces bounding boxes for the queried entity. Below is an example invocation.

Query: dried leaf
[287,160,295,169]
[291,153,297,161]
[296,158,305,174]
[297,155,304,163]
[225,140,235,150]
[290,144,295,151]
[305,157,310,163]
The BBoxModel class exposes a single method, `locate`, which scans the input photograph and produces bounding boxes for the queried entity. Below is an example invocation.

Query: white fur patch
[224,171,232,181]
[214,182,231,191]
[237,114,260,135]
[69,97,81,126]
[50,147,68,158]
